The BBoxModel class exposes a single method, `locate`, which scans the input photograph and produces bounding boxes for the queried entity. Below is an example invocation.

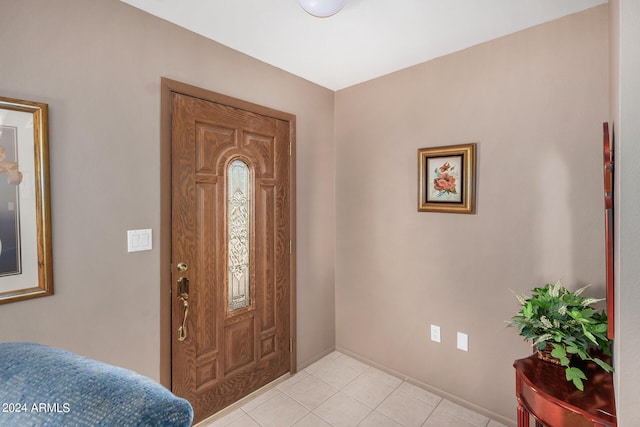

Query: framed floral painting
[418,143,476,214]
[0,96,53,304]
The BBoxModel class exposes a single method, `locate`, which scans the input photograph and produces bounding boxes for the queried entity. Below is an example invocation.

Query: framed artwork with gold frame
[0,96,53,304]
[418,143,476,214]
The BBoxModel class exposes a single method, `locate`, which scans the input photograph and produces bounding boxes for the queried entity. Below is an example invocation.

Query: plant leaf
[573,284,591,296]
[582,325,598,345]
[566,367,587,391]
[551,345,566,359]
[592,358,615,373]
[549,344,570,365]
[594,324,608,333]
[523,302,533,319]
[565,344,580,354]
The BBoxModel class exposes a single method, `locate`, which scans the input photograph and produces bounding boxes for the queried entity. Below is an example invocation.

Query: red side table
[514,353,616,427]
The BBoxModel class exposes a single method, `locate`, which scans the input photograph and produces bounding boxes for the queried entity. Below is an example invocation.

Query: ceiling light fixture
[298,0,345,18]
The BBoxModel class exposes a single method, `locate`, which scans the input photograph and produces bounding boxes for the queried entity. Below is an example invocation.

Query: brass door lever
[177,276,189,341]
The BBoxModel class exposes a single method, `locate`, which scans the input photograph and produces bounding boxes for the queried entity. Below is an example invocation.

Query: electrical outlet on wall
[430,324,441,343]
[457,332,469,351]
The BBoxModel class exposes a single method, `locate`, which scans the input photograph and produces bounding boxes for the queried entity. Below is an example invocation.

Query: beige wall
[610,1,640,425]
[0,0,336,379]
[335,5,608,422]
[3,1,630,424]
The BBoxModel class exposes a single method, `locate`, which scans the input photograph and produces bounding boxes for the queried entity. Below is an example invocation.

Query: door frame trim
[159,78,297,389]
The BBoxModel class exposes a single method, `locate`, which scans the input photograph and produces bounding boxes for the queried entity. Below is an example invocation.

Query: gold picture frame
[0,96,53,304]
[418,143,477,214]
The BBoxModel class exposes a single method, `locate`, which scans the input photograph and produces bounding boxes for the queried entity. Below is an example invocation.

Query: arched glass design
[227,160,251,311]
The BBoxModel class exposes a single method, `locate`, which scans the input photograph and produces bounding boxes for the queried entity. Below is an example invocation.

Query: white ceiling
[121,0,607,91]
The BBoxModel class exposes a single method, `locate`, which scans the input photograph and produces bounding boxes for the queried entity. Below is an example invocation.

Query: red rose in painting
[433,172,456,193]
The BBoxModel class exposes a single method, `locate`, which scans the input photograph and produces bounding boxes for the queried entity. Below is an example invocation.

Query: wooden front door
[170,88,295,423]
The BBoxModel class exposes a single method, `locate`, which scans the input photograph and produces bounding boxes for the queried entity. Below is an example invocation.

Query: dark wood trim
[159,79,173,387]
[603,122,614,340]
[161,78,296,123]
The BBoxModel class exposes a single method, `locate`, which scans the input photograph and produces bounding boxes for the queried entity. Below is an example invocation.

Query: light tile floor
[201,351,509,427]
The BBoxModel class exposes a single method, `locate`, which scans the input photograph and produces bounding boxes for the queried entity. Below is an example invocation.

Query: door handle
[177,277,189,342]
[178,295,189,341]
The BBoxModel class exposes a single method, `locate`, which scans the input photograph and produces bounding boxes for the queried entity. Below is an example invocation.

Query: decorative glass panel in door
[227,160,250,311]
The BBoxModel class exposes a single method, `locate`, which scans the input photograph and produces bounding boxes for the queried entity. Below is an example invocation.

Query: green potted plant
[508,280,614,391]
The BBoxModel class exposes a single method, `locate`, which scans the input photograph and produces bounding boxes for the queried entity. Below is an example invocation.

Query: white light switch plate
[457,332,468,351]
[127,229,152,252]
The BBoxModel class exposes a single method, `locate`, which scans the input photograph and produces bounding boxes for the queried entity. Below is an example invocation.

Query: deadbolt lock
[177,262,188,272]
[177,276,189,296]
